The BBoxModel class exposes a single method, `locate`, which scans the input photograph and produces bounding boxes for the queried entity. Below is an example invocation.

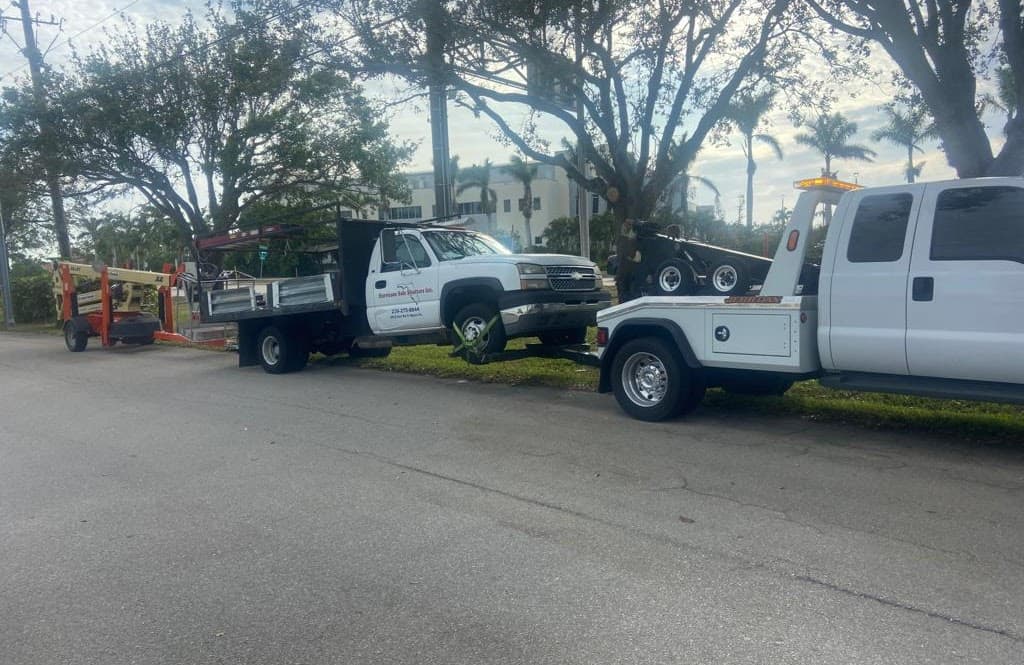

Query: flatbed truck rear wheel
[611,336,699,421]
[257,325,306,374]
[64,322,88,352]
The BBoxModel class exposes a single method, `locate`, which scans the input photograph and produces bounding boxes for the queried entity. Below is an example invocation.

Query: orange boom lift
[53,262,189,352]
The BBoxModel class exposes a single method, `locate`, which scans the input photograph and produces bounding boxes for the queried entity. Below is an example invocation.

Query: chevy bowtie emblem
[571,271,583,280]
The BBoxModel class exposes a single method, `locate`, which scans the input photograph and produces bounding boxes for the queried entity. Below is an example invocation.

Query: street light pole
[0,200,16,328]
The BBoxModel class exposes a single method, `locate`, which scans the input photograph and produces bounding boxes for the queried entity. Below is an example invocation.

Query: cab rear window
[932,186,1024,263]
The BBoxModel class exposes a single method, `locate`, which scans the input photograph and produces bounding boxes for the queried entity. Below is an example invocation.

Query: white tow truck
[595,176,1024,420]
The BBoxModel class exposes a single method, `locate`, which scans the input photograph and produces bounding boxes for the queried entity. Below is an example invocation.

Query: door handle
[912,276,934,302]
[375,280,386,289]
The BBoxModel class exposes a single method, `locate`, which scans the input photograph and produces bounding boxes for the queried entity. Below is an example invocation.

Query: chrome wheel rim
[461,316,488,343]
[261,336,281,365]
[621,352,669,407]
[712,265,738,292]
[659,266,682,292]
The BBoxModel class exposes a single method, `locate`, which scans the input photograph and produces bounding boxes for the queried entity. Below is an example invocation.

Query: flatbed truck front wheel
[610,337,705,421]
[256,325,309,374]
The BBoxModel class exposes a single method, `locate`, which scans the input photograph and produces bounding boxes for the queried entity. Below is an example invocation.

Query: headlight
[517,263,546,275]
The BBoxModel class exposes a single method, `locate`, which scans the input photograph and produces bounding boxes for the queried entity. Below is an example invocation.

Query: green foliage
[12,0,412,239]
[9,274,54,323]
[541,212,615,262]
[74,206,187,270]
[346,0,803,222]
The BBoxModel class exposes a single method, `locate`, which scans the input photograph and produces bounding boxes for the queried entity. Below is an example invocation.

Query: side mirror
[381,229,397,264]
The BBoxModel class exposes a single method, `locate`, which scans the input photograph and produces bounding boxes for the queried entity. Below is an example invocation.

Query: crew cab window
[932,186,1024,263]
[846,193,913,263]
[382,234,431,272]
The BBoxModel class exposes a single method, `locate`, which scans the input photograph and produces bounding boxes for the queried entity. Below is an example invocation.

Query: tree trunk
[745,136,756,228]
[523,182,533,248]
[907,144,915,183]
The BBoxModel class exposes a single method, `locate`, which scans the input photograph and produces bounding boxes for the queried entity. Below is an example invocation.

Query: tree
[343,0,800,229]
[795,112,876,178]
[75,206,184,270]
[456,159,497,232]
[871,102,934,183]
[25,0,411,241]
[804,0,1024,177]
[502,156,537,245]
[726,91,784,227]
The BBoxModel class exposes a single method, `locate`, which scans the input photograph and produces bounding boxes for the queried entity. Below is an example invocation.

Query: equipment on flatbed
[54,262,188,352]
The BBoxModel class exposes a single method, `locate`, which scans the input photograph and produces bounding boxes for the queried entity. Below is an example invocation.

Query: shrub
[9,274,56,323]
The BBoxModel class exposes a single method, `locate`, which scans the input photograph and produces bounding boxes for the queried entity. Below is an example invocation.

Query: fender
[440,277,504,326]
[599,317,701,393]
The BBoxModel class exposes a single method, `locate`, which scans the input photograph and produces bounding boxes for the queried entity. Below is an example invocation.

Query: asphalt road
[2,332,1023,664]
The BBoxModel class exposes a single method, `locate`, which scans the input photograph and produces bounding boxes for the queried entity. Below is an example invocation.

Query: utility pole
[14,0,71,258]
[0,201,15,327]
[424,1,453,222]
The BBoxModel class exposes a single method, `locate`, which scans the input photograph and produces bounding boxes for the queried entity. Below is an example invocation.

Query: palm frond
[755,134,783,160]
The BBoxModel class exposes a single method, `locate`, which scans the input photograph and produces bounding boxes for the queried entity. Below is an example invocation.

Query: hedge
[0,274,56,323]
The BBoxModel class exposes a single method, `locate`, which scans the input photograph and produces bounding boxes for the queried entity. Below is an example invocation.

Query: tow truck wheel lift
[54,261,191,352]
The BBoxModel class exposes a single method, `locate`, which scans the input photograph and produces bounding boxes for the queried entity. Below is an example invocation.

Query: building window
[533,197,541,211]
[389,205,423,220]
[457,201,483,215]
[846,194,912,263]
[339,209,354,219]
[503,199,511,213]
[932,186,1024,263]
[591,193,600,216]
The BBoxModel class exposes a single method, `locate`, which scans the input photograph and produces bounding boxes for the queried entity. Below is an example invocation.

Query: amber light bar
[793,176,861,192]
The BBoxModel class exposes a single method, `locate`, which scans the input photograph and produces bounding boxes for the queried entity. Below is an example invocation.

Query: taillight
[596,327,609,346]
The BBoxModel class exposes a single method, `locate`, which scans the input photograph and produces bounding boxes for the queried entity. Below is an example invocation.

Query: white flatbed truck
[594,176,1024,420]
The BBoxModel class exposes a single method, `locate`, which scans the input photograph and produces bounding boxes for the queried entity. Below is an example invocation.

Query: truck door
[905,182,1024,383]
[826,190,919,374]
[366,232,441,334]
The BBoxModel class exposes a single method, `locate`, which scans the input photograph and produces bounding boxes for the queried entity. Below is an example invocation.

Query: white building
[340,160,609,251]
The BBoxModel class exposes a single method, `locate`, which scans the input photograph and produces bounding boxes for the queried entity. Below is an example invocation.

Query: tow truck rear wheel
[257,325,303,374]
[611,337,694,421]
[64,322,88,352]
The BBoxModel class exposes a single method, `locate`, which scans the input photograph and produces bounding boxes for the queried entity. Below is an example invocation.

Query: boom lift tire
[453,303,507,355]
[611,336,695,421]
[706,260,750,296]
[64,322,88,352]
[257,325,304,374]
[653,259,697,296]
[538,327,587,346]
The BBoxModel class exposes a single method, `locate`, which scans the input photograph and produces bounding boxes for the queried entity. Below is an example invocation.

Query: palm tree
[795,112,876,178]
[446,155,460,217]
[871,103,935,183]
[502,155,538,248]
[727,92,784,227]
[456,159,498,233]
[795,113,876,223]
[676,171,721,238]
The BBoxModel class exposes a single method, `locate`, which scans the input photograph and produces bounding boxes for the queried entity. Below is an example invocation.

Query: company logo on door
[379,286,434,299]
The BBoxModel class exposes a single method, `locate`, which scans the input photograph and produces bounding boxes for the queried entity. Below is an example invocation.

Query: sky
[0,0,1005,226]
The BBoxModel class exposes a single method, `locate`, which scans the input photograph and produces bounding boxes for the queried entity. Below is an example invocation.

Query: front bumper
[498,289,612,336]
